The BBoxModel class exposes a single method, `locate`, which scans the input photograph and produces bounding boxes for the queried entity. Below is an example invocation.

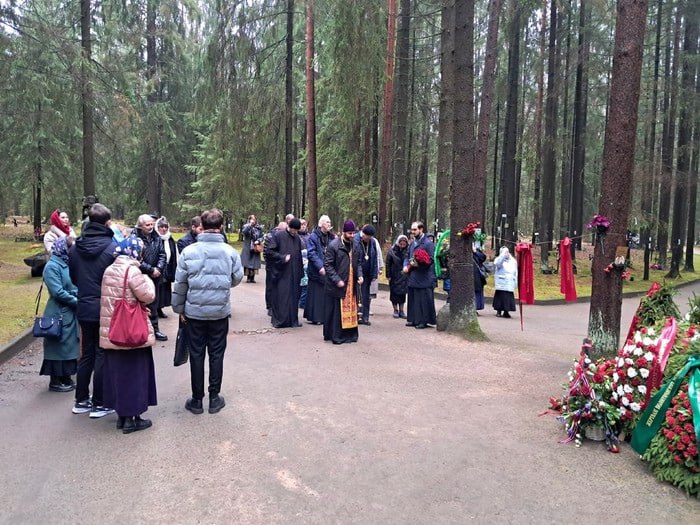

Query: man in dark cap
[354,224,378,325]
[264,217,304,328]
[323,220,360,344]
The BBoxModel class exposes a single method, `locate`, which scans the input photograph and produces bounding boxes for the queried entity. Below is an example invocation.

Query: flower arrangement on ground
[553,340,620,452]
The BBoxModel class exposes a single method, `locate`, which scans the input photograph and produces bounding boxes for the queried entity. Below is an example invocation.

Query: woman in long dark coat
[241,214,263,283]
[39,238,79,392]
[473,247,487,312]
[156,217,177,318]
[385,234,409,319]
[99,238,157,434]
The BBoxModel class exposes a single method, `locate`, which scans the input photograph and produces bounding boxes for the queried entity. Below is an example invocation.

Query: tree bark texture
[474,0,501,226]
[447,0,481,338]
[305,0,318,226]
[285,0,295,218]
[392,0,411,234]
[435,1,454,234]
[588,0,648,358]
[379,0,397,244]
[80,0,95,199]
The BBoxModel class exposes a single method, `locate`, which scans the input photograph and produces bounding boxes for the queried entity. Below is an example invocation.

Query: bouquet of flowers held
[409,248,432,269]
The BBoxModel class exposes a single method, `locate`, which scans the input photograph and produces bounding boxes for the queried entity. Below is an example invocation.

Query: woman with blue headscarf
[99,237,158,434]
[39,237,80,392]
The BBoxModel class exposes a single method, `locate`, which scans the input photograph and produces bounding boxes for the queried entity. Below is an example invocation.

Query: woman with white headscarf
[156,217,177,318]
[492,246,518,318]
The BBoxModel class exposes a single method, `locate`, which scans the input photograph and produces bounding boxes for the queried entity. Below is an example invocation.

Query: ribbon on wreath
[631,355,700,455]
[644,317,679,406]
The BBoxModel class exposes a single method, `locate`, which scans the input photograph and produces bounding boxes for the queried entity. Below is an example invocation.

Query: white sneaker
[89,406,115,418]
[72,399,93,414]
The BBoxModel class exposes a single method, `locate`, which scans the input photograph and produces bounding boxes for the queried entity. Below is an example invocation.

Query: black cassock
[265,229,304,328]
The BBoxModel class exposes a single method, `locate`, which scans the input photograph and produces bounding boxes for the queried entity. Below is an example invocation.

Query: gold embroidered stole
[340,248,358,329]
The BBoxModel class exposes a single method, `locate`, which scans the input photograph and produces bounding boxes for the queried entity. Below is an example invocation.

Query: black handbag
[32,283,62,338]
[173,316,190,366]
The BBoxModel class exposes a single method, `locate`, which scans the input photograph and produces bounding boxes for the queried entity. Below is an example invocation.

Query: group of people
[39,205,241,433]
[252,215,439,345]
[38,204,517,433]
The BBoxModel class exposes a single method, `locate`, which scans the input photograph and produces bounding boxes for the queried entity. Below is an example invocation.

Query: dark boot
[49,376,73,392]
[116,416,127,430]
[122,415,152,434]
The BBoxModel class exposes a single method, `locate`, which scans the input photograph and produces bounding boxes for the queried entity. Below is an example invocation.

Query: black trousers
[75,321,104,406]
[186,317,229,400]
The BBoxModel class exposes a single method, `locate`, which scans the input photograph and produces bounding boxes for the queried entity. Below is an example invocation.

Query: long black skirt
[407,287,437,326]
[323,296,359,344]
[103,348,157,417]
[492,290,516,312]
[39,359,77,377]
[389,291,406,305]
[304,280,327,324]
[158,281,172,308]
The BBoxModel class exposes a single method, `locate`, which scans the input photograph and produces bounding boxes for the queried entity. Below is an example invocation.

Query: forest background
[0,0,698,349]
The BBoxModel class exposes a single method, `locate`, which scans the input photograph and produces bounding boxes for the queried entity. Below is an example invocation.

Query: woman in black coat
[473,247,487,312]
[156,217,177,318]
[385,235,409,318]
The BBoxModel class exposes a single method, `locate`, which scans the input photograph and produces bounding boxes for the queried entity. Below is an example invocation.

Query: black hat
[289,218,302,229]
[362,224,376,236]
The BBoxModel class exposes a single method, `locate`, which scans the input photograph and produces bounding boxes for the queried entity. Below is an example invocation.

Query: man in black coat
[354,224,378,325]
[133,214,167,341]
[68,203,116,418]
[264,218,304,328]
[176,216,202,253]
[403,221,437,329]
[323,220,360,344]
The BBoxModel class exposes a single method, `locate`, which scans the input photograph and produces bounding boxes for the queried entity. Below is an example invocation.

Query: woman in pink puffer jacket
[99,237,158,434]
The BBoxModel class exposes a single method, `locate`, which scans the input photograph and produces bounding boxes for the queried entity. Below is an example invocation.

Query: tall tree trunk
[657,6,681,267]
[447,0,481,337]
[569,0,589,252]
[678,4,698,273]
[532,3,546,245]
[498,3,521,249]
[435,1,454,234]
[34,101,42,234]
[686,64,700,271]
[539,0,559,266]
[80,0,95,207]
[145,0,160,215]
[285,0,295,218]
[379,0,397,243]
[474,0,501,226]
[305,0,318,225]
[559,3,572,239]
[588,0,648,358]
[392,0,411,233]
[641,0,663,280]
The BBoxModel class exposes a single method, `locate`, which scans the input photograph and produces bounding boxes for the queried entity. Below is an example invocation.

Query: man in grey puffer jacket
[172,209,243,415]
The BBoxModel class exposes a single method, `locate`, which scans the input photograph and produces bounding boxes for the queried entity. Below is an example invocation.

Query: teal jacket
[42,256,80,361]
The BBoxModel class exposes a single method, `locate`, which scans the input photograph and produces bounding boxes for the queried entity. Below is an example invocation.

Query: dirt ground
[0,272,698,524]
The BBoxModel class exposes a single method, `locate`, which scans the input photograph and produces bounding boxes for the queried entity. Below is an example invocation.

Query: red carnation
[684,400,691,409]
[667,415,676,426]
[674,455,683,464]
[682,434,692,445]
[674,425,684,434]
[640,327,647,334]
[685,423,695,434]
[688,446,698,456]
[593,373,604,384]
[677,442,686,451]
[636,357,648,368]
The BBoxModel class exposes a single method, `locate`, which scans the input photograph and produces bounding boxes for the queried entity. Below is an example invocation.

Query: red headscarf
[50,209,71,236]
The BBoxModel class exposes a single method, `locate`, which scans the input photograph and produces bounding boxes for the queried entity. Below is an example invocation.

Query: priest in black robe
[323,220,360,344]
[265,218,304,328]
